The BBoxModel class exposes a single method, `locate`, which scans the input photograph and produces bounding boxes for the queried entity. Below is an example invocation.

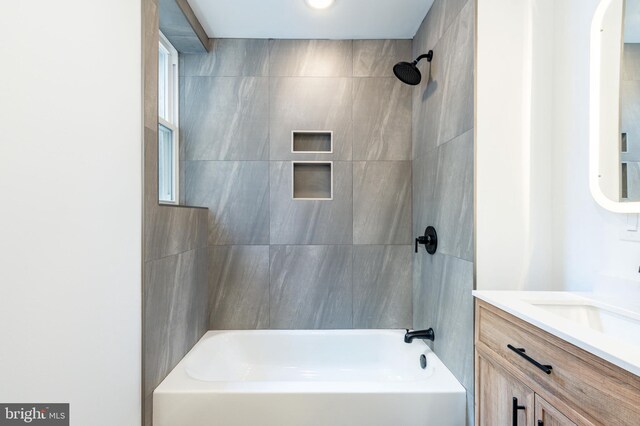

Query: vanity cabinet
[475,300,640,426]
[534,395,575,426]
[476,352,576,426]
[476,352,534,425]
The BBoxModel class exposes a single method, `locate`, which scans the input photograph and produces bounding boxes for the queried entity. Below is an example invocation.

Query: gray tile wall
[181,39,414,330]
[142,1,210,425]
[412,1,475,425]
[143,246,208,424]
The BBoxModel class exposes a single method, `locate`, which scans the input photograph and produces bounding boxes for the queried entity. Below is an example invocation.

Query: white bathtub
[153,330,466,426]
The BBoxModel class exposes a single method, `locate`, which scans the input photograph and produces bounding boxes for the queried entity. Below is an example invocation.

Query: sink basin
[529,301,640,342]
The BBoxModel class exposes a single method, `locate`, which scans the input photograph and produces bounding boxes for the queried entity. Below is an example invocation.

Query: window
[158,32,179,204]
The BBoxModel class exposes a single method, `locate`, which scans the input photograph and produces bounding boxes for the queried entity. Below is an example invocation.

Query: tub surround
[180,39,414,330]
[473,291,640,376]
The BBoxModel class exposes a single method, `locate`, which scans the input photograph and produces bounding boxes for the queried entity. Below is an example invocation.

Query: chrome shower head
[393,50,433,86]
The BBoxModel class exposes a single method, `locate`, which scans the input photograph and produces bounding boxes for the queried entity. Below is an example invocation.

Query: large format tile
[353,161,411,244]
[431,129,474,261]
[413,252,474,426]
[269,40,352,77]
[353,39,412,77]
[269,77,353,160]
[270,245,353,329]
[185,161,269,245]
[413,0,474,159]
[412,42,444,158]
[430,255,475,420]
[412,145,438,239]
[413,255,436,333]
[181,39,269,77]
[270,161,352,245]
[353,78,412,160]
[143,247,208,415]
[181,77,269,160]
[353,245,412,328]
[209,245,270,329]
[437,0,474,147]
[144,205,208,260]
[413,0,469,57]
[412,5,475,424]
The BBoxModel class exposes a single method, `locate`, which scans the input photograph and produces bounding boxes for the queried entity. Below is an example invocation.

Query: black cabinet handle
[538,421,544,426]
[507,344,553,374]
[512,397,525,426]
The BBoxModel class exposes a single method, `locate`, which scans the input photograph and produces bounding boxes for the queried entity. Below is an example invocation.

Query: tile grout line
[413,126,474,162]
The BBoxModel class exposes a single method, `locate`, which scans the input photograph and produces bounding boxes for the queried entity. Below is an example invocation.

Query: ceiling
[186,0,434,40]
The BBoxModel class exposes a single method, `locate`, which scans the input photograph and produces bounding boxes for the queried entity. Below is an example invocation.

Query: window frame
[158,31,180,205]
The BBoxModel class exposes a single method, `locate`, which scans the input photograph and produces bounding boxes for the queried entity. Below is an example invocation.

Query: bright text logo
[0,404,68,426]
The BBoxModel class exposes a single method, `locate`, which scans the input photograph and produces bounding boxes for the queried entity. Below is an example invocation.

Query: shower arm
[414,51,434,65]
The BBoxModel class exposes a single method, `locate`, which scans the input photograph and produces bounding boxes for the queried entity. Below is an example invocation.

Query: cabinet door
[476,352,534,426]
[534,395,576,426]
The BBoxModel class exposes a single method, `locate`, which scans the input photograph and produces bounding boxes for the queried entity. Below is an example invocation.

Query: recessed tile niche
[292,162,333,200]
[291,131,333,153]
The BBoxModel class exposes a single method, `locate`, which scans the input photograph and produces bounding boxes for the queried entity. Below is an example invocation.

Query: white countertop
[473,291,640,377]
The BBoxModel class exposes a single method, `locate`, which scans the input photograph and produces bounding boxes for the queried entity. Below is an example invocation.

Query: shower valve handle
[415,235,429,252]
[415,226,438,255]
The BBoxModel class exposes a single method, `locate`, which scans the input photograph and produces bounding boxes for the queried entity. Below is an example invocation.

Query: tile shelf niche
[292,161,333,200]
[291,130,333,153]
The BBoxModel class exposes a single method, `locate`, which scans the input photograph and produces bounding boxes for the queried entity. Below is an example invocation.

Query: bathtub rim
[154,329,466,395]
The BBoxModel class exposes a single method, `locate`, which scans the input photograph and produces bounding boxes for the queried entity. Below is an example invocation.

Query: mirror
[621,1,640,201]
[590,0,640,212]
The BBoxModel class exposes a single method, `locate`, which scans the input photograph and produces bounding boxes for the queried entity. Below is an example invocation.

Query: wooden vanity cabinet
[475,300,640,426]
[534,395,576,426]
[476,352,534,425]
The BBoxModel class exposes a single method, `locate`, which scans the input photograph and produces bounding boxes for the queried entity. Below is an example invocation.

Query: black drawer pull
[507,344,553,374]
[512,397,525,426]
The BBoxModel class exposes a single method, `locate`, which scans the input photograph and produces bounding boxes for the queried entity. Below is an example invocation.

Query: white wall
[476,0,556,290]
[551,0,640,293]
[477,0,640,294]
[0,1,142,425]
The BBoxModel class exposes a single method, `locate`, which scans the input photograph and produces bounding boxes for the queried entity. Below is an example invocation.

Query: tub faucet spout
[404,328,435,343]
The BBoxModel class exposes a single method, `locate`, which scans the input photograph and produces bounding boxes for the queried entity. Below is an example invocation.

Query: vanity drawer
[475,300,640,425]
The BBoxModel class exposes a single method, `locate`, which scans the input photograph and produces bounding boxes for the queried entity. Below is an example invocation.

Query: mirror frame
[590,0,640,212]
